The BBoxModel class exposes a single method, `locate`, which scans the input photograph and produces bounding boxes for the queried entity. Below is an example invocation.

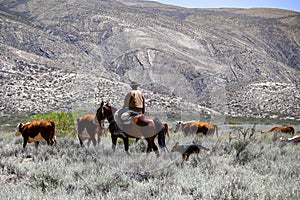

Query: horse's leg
[87,139,91,147]
[91,137,97,147]
[78,135,84,146]
[88,130,97,147]
[97,130,101,145]
[146,137,159,157]
[77,127,84,146]
[123,137,130,155]
[111,135,118,151]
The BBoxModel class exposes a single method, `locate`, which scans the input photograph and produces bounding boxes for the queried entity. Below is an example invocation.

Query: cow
[174,121,218,137]
[15,120,57,149]
[261,126,296,136]
[77,114,105,147]
[280,135,300,144]
[171,142,210,161]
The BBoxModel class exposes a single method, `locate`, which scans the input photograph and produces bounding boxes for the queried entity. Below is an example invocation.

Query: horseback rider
[123,81,145,114]
[113,81,145,135]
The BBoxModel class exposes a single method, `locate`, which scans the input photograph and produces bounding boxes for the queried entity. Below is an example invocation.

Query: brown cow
[174,121,218,137]
[280,135,300,144]
[15,120,56,149]
[261,126,296,136]
[77,114,105,147]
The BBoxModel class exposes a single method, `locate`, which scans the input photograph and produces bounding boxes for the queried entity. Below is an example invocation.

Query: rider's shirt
[123,90,145,113]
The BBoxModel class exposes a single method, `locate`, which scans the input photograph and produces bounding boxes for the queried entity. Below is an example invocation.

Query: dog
[171,142,210,161]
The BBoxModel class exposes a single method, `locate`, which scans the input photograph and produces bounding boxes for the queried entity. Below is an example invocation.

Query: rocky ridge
[0,0,299,124]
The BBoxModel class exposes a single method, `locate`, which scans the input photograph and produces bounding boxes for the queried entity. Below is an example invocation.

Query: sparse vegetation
[1,123,299,199]
[0,1,299,199]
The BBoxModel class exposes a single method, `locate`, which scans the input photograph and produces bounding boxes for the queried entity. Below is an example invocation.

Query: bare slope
[0,0,299,121]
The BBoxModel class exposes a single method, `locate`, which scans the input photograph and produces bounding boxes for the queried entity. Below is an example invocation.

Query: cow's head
[15,123,24,136]
[173,121,182,133]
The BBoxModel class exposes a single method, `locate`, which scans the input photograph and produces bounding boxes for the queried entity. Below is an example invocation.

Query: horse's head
[96,101,105,122]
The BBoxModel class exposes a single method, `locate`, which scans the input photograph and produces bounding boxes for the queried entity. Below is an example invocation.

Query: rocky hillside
[0,0,299,124]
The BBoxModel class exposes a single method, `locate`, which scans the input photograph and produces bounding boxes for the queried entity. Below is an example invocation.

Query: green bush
[31,111,78,138]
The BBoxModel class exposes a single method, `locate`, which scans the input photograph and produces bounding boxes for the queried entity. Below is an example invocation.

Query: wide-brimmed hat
[130,81,140,88]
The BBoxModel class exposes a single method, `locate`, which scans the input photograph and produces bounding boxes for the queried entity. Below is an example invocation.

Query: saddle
[117,109,156,128]
[131,114,154,127]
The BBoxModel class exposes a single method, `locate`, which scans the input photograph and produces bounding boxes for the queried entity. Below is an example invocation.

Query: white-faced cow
[280,135,300,144]
[77,114,105,147]
[174,121,218,137]
[15,120,57,149]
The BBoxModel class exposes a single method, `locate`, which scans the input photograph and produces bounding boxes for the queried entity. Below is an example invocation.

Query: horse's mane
[104,103,117,114]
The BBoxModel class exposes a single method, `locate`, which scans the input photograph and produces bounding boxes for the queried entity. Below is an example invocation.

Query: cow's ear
[19,123,24,128]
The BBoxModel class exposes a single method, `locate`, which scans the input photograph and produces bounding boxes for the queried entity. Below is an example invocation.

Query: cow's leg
[185,154,190,161]
[34,141,39,149]
[46,138,51,146]
[22,137,28,149]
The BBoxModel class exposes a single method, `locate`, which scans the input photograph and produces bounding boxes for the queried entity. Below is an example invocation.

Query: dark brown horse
[96,101,166,157]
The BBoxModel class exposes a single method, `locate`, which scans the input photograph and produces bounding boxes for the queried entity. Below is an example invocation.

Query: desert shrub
[31,111,77,138]
[1,122,300,199]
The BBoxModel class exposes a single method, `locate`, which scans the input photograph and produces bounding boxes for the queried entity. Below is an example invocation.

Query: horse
[261,126,296,136]
[77,114,105,147]
[95,101,166,157]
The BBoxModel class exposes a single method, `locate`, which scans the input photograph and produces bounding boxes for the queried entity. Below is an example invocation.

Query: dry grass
[0,125,300,199]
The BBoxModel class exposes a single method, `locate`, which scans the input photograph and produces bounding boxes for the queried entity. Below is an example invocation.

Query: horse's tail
[164,123,169,137]
[154,118,166,148]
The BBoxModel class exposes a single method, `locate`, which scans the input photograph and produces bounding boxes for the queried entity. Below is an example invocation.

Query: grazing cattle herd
[14,116,298,161]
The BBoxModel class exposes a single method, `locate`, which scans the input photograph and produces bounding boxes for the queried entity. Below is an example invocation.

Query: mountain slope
[0,0,299,122]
